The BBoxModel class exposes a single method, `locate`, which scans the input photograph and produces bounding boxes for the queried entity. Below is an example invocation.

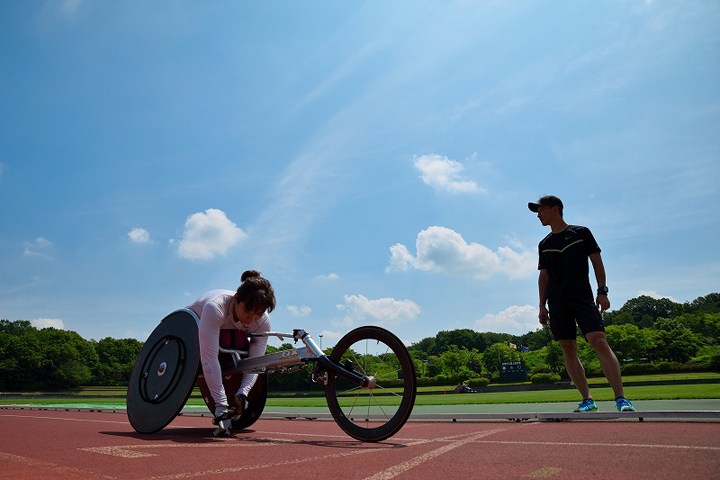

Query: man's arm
[538,268,549,326]
[589,252,610,312]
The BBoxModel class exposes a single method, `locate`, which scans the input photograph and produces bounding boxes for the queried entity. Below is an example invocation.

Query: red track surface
[1,409,719,479]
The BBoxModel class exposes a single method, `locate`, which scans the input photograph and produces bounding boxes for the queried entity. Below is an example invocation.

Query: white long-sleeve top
[186,290,270,408]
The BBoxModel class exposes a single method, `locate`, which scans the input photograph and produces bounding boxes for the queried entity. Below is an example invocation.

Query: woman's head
[234,270,276,321]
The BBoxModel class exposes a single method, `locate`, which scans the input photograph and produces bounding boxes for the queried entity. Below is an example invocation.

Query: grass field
[2,373,718,408]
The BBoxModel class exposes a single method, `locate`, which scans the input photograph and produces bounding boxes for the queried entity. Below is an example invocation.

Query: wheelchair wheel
[198,372,268,431]
[325,326,416,442]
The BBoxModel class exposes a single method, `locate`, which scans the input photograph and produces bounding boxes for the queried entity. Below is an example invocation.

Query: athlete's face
[536,205,558,226]
[233,301,263,325]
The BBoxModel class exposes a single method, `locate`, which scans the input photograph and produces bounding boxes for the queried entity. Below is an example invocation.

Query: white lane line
[473,440,720,451]
[80,440,289,458]
[363,428,510,480]
[0,413,129,424]
[0,451,117,479]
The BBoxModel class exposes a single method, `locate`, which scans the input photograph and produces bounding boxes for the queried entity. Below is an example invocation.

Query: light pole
[319,334,323,351]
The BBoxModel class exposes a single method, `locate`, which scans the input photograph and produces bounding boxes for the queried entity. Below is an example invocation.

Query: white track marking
[0,413,129,425]
[523,467,563,478]
[363,428,509,480]
[0,451,117,479]
[80,440,289,458]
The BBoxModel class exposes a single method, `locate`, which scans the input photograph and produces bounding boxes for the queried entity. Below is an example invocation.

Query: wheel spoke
[374,367,403,380]
[338,384,363,396]
[346,390,361,417]
[370,392,391,420]
[374,384,402,397]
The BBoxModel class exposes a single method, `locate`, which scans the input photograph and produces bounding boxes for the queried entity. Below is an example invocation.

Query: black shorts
[548,299,605,340]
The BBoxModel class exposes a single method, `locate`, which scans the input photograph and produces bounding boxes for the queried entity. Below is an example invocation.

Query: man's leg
[586,331,625,399]
[558,339,591,399]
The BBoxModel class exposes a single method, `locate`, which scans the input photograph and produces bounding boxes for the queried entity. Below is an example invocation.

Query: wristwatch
[597,286,609,295]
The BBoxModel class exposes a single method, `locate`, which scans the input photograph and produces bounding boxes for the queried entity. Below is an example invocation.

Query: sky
[1,1,719,349]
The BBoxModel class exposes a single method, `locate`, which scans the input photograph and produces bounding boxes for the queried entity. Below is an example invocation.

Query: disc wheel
[325,326,416,442]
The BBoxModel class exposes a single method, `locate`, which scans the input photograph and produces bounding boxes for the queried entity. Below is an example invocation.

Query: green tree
[92,337,143,385]
[0,319,34,336]
[604,295,683,328]
[684,293,720,314]
[0,333,45,389]
[482,343,520,374]
[650,318,701,363]
[544,342,563,375]
[409,337,437,356]
[673,312,720,343]
[435,329,485,354]
[605,324,653,364]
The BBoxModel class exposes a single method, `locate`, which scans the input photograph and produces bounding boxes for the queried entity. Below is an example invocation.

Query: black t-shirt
[538,225,601,303]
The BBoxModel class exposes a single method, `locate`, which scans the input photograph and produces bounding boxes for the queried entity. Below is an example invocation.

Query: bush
[620,361,712,375]
[467,377,490,388]
[530,373,561,384]
[710,353,720,372]
[415,374,462,387]
[530,365,551,375]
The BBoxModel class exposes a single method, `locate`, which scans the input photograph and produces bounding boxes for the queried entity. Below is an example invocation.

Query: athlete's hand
[596,295,610,313]
[213,406,232,437]
[539,306,549,326]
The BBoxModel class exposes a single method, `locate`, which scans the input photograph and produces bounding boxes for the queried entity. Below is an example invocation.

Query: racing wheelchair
[126,309,416,442]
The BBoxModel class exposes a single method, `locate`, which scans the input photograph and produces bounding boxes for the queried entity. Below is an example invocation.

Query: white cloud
[318,330,343,341]
[476,305,540,335]
[637,290,679,303]
[23,237,53,259]
[31,318,65,330]
[287,305,312,317]
[386,226,535,280]
[128,227,152,244]
[337,294,421,325]
[177,209,246,260]
[316,273,340,281]
[414,154,482,194]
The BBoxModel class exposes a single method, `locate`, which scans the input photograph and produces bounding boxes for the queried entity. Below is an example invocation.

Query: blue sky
[1,1,718,349]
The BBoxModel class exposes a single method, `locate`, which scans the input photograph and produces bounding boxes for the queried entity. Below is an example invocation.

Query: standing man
[529,195,635,413]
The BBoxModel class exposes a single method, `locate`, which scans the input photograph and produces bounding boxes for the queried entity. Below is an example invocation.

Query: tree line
[408,293,720,382]
[1,293,718,390]
[0,320,142,390]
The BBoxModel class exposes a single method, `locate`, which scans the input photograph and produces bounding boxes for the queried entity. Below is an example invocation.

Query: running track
[1,409,719,479]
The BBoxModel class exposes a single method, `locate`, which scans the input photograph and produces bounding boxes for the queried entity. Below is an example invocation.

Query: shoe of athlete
[574,398,599,412]
[616,397,636,412]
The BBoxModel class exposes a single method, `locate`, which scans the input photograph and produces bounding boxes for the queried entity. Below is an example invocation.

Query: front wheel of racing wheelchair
[323,326,417,442]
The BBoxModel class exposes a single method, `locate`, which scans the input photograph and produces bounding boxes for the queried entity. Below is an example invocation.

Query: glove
[233,393,249,421]
[213,406,233,437]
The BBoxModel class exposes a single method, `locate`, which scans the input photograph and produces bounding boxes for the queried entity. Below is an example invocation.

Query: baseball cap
[528,195,563,213]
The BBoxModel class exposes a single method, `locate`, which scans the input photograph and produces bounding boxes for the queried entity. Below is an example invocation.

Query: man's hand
[539,305,550,326]
[596,294,610,313]
[213,406,233,437]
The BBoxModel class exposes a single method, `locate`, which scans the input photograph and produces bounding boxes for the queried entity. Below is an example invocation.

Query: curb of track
[2,404,719,422]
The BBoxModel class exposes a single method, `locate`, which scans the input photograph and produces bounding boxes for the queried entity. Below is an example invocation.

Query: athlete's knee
[558,339,578,355]
[586,332,611,352]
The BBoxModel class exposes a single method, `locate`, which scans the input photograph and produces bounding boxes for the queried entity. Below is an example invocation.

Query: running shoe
[574,398,598,412]
[616,397,636,412]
